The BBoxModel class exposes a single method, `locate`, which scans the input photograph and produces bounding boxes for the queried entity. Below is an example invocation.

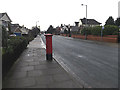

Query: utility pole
[36,21,39,27]
[81,4,87,40]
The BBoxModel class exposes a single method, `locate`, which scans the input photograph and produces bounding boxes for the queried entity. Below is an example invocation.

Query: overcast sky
[0,0,119,30]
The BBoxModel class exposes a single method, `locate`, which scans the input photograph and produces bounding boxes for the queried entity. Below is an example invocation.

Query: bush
[71,31,78,35]
[112,31,118,35]
[2,36,29,78]
[2,26,8,47]
[81,27,92,35]
[91,26,102,36]
[103,25,119,35]
[27,36,34,42]
[8,36,28,51]
[81,25,118,36]
[64,29,68,34]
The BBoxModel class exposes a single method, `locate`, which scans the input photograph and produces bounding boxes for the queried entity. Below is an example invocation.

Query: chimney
[75,22,79,27]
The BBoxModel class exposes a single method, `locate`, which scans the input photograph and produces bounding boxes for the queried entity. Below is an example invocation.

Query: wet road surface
[41,35,118,88]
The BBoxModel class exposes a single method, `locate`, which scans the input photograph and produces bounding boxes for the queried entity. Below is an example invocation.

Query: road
[41,35,118,88]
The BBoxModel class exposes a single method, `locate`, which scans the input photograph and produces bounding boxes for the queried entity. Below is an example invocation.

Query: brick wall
[60,34,118,43]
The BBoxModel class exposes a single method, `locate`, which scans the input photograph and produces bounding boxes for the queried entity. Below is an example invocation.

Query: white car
[10,34,16,37]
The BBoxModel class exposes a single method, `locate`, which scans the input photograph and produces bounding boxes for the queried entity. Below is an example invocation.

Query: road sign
[102,26,104,30]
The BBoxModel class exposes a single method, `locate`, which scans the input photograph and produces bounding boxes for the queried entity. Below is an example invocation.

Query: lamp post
[68,24,71,37]
[101,26,104,41]
[81,4,87,40]
[36,21,39,27]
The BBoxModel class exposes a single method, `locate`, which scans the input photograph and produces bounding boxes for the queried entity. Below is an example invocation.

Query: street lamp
[68,24,71,37]
[101,26,104,41]
[81,4,87,40]
[36,21,39,27]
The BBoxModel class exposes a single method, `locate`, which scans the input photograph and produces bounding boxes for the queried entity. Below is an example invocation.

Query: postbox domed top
[45,34,53,36]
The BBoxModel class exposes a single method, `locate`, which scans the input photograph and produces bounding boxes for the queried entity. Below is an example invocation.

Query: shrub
[81,25,118,36]
[112,31,118,35]
[91,26,102,36]
[27,36,34,42]
[103,25,119,35]
[81,27,92,35]
[71,31,78,35]
[2,26,8,47]
[64,29,68,34]
[2,36,29,78]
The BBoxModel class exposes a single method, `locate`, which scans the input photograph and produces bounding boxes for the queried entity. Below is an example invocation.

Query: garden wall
[60,34,118,43]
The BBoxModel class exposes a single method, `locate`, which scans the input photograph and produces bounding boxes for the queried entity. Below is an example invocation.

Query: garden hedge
[103,25,119,35]
[91,26,102,36]
[2,36,29,78]
[80,25,119,36]
[81,27,92,35]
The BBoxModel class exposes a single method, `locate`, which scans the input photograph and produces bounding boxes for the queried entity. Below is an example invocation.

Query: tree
[31,26,40,37]
[115,17,120,26]
[64,29,68,34]
[61,24,63,28]
[47,25,54,34]
[105,16,115,25]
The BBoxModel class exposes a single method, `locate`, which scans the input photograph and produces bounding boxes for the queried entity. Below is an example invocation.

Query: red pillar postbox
[45,34,53,60]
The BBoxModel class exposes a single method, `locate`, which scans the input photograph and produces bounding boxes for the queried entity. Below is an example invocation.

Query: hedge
[2,36,29,78]
[103,25,119,35]
[91,26,102,36]
[80,25,119,36]
[81,27,92,35]
[2,26,8,47]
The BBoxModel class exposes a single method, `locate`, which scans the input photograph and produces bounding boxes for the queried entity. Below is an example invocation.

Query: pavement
[3,35,81,88]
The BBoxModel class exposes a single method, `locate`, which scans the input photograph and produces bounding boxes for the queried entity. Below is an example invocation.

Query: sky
[0,0,119,31]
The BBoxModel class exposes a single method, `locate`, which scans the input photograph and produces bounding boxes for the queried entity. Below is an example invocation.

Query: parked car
[9,34,16,37]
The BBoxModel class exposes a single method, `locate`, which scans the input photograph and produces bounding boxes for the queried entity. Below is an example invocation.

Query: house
[71,22,80,33]
[55,26,61,35]
[60,25,65,34]
[11,24,30,36]
[21,25,29,36]
[11,24,20,33]
[79,18,101,27]
[60,24,69,34]
[14,27,22,36]
[71,26,79,33]
[0,13,12,32]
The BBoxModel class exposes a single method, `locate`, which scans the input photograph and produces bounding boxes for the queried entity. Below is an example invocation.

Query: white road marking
[40,37,46,49]
[77,55,84,58]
